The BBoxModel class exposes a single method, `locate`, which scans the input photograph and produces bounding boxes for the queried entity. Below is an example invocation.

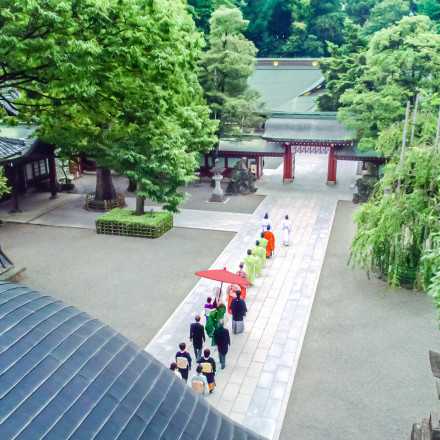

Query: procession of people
[172,212,293,396]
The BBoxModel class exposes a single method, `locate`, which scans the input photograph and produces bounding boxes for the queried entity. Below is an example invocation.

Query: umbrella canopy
[195,267,251,286]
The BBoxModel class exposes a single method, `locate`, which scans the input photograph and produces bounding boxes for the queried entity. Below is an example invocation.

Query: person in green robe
[251,240,264,276]
[243,249,259,284]
[259,232,269,267]
[205,302,226,346]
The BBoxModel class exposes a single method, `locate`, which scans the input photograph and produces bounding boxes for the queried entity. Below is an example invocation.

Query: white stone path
[146,155,359,439]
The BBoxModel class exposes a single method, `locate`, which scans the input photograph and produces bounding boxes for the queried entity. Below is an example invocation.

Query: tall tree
[0,0,134,200]
[345,0,377,26]
[339,15,440,151]
[199,6,264,141]
[187,0,244,35]
[1,0,216,210]
[416,0,440,21]
[362,0,411,35]
[35,0,217,213]
[317,20,368,111]
[350,111,440,289]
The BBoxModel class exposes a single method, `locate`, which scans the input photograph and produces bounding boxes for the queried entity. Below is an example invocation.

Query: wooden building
[0,124,57,212]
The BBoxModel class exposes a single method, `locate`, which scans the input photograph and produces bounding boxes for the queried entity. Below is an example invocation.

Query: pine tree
[199,6,265,140]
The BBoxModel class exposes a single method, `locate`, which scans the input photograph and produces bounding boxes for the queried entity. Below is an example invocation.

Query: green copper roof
[248,60,324,112]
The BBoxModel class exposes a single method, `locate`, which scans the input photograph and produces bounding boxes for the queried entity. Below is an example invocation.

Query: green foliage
[416,0,440,21]
[317,19,368,111]
[338,16,440,150]
[199,6,265,138]
[422,233,440,323]
[362,0,411,35]
[96,209,172,227]
[350,126,440,288]
[243,0,345,57]
[2,0,217,213]
[96,209,173,238]
[187,0,244,35]
[345,0,376,26]
[0,166,10,197]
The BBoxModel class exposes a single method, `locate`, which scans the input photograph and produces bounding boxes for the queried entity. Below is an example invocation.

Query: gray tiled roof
[263,117,354,143]
[220,138,284,155]
[0,281,264,440]
[0,136,28,161]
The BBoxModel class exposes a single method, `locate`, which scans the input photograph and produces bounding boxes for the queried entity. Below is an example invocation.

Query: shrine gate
[262,112,354,184]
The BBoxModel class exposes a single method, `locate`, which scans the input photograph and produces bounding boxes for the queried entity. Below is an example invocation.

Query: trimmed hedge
[96,209,173,238]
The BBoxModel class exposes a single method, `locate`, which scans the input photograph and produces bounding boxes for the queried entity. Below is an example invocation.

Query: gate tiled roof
[262,114,354,143]
[0,282,264,440]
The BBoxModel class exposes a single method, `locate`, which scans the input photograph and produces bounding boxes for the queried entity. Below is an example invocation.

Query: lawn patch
[96,209,173,238]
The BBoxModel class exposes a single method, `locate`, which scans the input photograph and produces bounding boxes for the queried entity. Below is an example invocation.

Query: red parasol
[195,267,251,286]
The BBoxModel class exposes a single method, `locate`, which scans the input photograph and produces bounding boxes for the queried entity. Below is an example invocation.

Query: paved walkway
[145,155,359,439]
[0,193,251,232]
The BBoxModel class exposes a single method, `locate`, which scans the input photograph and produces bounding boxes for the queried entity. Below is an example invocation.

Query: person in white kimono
[282,215,293,246]
[262,213,271,231]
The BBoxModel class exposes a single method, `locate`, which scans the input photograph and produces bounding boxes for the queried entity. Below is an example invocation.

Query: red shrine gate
[262,113,355,185]
[281,140,353,184]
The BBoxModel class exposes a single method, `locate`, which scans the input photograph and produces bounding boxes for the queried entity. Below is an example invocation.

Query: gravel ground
[70,172,265,214]
[279,201,440,440]
[1,222,234,347]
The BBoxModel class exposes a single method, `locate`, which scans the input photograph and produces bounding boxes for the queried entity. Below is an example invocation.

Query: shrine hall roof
[0,281,264,440]
[249,58,324,112]
[262,113,354,143]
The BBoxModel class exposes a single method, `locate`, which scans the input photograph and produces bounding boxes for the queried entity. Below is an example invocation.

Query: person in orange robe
[264,224,275,258]
[226,283,238,314]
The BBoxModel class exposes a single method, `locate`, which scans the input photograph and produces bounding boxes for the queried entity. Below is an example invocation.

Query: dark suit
[213,325,230,369]
[190,322,205,359]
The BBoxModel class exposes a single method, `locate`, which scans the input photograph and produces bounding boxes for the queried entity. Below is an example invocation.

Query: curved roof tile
[0,281,264,440]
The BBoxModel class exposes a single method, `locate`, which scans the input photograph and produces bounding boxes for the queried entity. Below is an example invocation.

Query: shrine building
[201,58,385,184]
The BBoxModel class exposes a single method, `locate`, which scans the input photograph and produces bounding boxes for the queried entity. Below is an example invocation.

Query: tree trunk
[136,195,145,215]
[95,167,116,201]
[127,179,137,192]
[135,182,145,215]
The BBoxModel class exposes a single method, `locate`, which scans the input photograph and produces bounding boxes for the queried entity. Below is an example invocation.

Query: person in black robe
[213,320,230,369]
[230,290,247,334]
[175,342,192,382]
[197,348,216,392]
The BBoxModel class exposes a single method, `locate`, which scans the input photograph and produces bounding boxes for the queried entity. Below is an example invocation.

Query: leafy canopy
[338,16,440,151]
[199,6,264,138]
[350,112,440,290]
[317,19,368,111]
[1,0,217,212]
[362,0,411,35]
